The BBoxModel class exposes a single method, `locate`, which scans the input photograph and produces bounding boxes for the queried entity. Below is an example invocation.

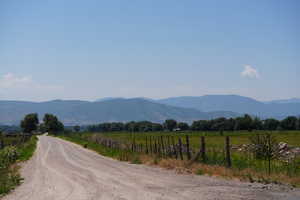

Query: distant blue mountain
[95,97,154,102]
[95,97,125,102]
[0,98,238,125]
[2,95,299,126]
[157,95,300,118]
[264,98,300,104]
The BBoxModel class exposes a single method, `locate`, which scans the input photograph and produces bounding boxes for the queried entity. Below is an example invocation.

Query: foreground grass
[58,133,300,187]
[0,136,38,196]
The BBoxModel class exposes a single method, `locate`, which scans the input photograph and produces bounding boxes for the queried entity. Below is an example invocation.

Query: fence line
[84,133,299,177]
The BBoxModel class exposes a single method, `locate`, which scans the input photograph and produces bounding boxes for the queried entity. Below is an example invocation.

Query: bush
[0,147,22,195]
[248,133,278,160]
[130,155,142,164]
[0,146,19,169]
[196,169,204,175]
[0,136,37,196]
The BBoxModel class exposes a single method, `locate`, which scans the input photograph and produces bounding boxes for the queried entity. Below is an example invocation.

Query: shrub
[248,133,278,160]
[0,146,19,169]
[196,169,204,175]
[131,155,142,164]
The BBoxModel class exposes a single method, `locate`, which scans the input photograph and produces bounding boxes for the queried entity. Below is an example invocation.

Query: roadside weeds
[0,136,38,197]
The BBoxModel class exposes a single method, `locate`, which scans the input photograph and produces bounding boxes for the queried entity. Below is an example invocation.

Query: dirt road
[3,136,300,200]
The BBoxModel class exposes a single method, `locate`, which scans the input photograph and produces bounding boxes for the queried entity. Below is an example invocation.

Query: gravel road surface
[3,136,300,200]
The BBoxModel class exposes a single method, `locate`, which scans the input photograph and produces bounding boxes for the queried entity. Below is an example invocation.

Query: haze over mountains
[0,95,299,125]
[264,98,300,104]
[0,98,238,125]
[157,95,300,118]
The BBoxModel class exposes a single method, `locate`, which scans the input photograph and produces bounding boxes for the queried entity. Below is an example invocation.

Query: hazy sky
[0,0,299,102]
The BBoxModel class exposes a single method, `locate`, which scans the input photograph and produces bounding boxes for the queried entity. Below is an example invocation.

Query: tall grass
[0,136,38,196]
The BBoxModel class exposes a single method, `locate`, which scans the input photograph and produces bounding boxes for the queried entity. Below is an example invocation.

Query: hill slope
[0,98,238,125]
[157,95,300,118]
[264,98,300,104]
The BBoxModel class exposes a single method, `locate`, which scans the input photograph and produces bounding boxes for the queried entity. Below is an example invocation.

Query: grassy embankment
[0,136,38,196]
[58,131,300,187]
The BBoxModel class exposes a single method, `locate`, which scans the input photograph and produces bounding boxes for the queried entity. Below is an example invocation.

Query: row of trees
[86,115,300,133]
[190,115,300,131]
[18,113,300,133]
[20,113,64,134]
[87,121,165,132]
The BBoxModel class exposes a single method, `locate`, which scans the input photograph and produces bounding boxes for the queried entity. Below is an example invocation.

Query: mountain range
[157,95,300,118]
[0,95,299,125]
[0,98,238,125]
[264,98,300,104]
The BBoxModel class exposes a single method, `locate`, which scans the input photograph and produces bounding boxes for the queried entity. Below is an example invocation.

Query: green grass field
[94,130,300,149]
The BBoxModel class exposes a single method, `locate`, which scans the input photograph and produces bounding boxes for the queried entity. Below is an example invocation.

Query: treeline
[0,125,20,133]
[86,115,300,132]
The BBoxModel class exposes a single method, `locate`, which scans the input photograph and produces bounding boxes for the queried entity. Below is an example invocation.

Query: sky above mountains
[0,0,299,101]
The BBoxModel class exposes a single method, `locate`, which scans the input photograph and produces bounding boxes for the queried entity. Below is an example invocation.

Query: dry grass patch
[134,155,300,187]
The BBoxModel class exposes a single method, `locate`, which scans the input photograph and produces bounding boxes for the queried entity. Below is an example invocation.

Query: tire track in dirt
[3,136,300,200]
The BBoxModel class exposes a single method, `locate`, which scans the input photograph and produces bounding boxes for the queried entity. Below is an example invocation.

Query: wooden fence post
[200,136,206,162]
[167,136,171,157]
[225,136,232,168]
[158,137,162,157]
[171,136,177,159]
[132,136,136,152]
[174,138,178,159]
[145,136,149,154]
[154,138,158,154]
[161,136,165,157]
[267,134,271,175]
[186,135,191,160]
[150,136,153,154]
[140,144,143,153]
[134,136,137,152]
[178,137,183,160]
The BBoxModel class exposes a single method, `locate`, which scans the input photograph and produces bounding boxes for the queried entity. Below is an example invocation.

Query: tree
[177,122,189,131]
[223,118,235,131]
[125,121,139,132]
[87,125,97,132]
[193,120,212,131]
[110,122,124,131]
[20,113,39,133]
[151,123,163,131]
[73,125,80,132]
[164,119,177,131]
[191,120,205,131]
[38,123,47,133]
[234,114,253,131]
[263,118,280,130]
[252,117,263,130]
[0,130,3,149]
[211,117,226,131]
[136,121,152,132]
[43,114,64,134]
[280,116,298,130]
